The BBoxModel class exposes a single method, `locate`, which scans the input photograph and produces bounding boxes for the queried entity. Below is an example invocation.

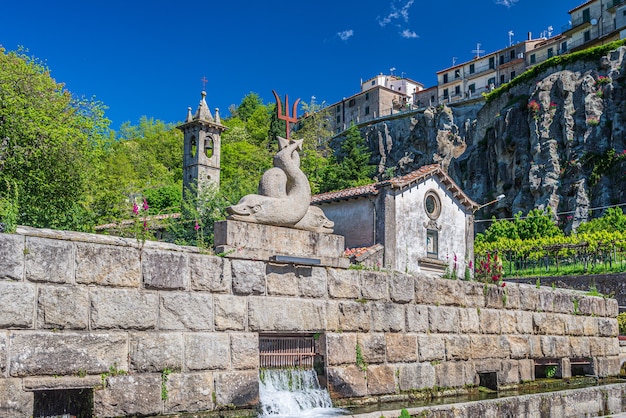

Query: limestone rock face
[349,46,626,228]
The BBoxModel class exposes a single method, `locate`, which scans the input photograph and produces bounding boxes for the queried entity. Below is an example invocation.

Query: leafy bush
[618,312,626,335]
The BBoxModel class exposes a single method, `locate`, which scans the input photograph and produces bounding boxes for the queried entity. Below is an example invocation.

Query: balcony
[562,15,592,35]
[607,0,626,12]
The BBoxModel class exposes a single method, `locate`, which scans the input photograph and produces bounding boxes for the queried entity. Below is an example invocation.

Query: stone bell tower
[177,91,226,196]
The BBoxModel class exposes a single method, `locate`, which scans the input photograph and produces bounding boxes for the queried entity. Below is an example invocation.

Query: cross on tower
[201,76,208,90]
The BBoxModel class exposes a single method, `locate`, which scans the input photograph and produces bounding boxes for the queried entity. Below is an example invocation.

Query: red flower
[501,282,506,288]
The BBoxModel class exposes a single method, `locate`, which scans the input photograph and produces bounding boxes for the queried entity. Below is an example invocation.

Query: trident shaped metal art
[272,90,300,140]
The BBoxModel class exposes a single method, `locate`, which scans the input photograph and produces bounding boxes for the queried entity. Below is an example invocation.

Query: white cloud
[377,0,415,27]
[495,0,519,7]
[337,29,354,41]
[400,29,418,39]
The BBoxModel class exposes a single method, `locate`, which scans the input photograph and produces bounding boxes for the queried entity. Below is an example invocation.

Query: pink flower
[194,220,200,231]
[142,198,149,212]
[132,202,139,215]
[501,282,506,288]
[143,220,148,230]
[469,260,473,270]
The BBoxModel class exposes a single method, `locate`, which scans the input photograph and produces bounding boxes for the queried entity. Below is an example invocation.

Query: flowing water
[258,369,348,417]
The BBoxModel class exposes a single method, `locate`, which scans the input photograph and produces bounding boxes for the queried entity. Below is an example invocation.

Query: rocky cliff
[351,46,626,230]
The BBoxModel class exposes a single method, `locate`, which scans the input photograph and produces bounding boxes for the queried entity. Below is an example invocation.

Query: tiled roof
[312,164,479,211]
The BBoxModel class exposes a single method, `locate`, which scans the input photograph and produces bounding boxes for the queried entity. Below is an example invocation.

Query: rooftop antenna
[471,43,485,58]
[547,26,553,37]
[508,30,514,46]
[200,76,208,91]
[452,57,457,66]
[390,67,396,76]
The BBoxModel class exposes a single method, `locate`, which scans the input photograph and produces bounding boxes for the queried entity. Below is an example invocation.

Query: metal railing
[259,336,316,369]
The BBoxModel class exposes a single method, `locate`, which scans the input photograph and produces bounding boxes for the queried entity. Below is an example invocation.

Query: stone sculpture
[226,137,334,233]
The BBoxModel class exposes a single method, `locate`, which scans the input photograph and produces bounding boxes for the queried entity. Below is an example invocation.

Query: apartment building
[563,0,626,51]
[328,74,424,134]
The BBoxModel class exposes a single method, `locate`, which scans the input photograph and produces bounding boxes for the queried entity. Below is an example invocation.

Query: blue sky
[1,0,582,131]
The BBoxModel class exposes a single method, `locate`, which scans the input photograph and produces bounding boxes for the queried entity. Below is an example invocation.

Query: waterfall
[258,368,346,417]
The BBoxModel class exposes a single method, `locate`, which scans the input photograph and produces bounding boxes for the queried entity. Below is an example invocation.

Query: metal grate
[259,335,316,369]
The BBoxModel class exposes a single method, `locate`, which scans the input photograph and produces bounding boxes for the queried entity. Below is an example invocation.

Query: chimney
[528,32,532,40]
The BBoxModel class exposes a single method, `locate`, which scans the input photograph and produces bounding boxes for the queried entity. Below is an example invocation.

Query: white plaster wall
[393,178,470,276]
[317,198,375,249]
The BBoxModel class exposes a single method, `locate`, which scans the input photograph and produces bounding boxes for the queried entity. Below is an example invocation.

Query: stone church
[312,164,478,276]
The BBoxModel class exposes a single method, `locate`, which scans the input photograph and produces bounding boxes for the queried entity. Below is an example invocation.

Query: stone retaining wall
[0,227,621,417]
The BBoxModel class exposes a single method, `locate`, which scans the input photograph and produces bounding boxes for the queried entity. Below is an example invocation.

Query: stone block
[605,298,619,318]
[564,315,585,336]
[444,335,470,361]
[296,266,327,298]
[417,334,445,362]
[231,333,259,370]
[190,254,231,293]
[0,282,35,328]
[605,337,620,356]
[387,333,418,362]
[518,359,535,382]
[213,370,259,407]
[371,302,404,332]
[484,285,508,309]
[474,359,501,373]
[406,305,429,333]
[359,333,386,364]
[429,306,459,333]
[130,332,183,372]
[459,307,480,333]
[595,356,621,377]
[22,375,101,390]
[142,249,188,290]
[214,220,348,268]
[597,317,618,337]
[266,263,298,296]
[185,333,230,371]
[533,312,564,335]
[248,297,326,332]
[590,337,606,356]
[0,233,24,281]
[37,286,88,329]
[366,364,396,395]
[461,281,486,308]
[327,365,368,398]
[0,378,33,418]
[164,372,214,414]
[479,309,501,334]
[389,273,414,303]
[579,296,606,317]
[336,301,370,332]
[360,271,389,301]
[515,311,533,334]
[507,335,530,359]
[528,336,543,358]
[90,288,158,330]
[397,362,435,391]
[559,358,572,379]
[9,331,127,376]
[583,316,599,336]
[94,374,162,417]
[470,335,510,359]
[518,285,539,311]
[159,292,213,331]
[435,361,471,388]
[498,360,520,385]
[500,311,517,334]
[24,236,73,283]
[214,295,247,331]
[231,259,266,296]
[570,336,591,357]
[415,278,463,307]
[538,290,557,313]
[503,283,521,310]
[75,242,141,287]
[553,292,575,314]
[541,336,570,358]
[328,268,359,299]
[326,333,357,366]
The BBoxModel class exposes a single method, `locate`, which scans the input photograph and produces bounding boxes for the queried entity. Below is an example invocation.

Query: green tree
[0,47,111,231]
[477,208,563,243]
[576,207,626,233]
[321,123,376,192]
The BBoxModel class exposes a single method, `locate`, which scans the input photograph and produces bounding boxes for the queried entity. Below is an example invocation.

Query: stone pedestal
[214,220,350,268]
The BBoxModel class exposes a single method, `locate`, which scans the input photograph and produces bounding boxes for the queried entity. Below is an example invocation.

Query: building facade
[312,164,478,276]
[563,0,626,51]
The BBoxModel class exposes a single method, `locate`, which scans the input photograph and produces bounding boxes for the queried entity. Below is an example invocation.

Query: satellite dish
[591,18,598,25]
